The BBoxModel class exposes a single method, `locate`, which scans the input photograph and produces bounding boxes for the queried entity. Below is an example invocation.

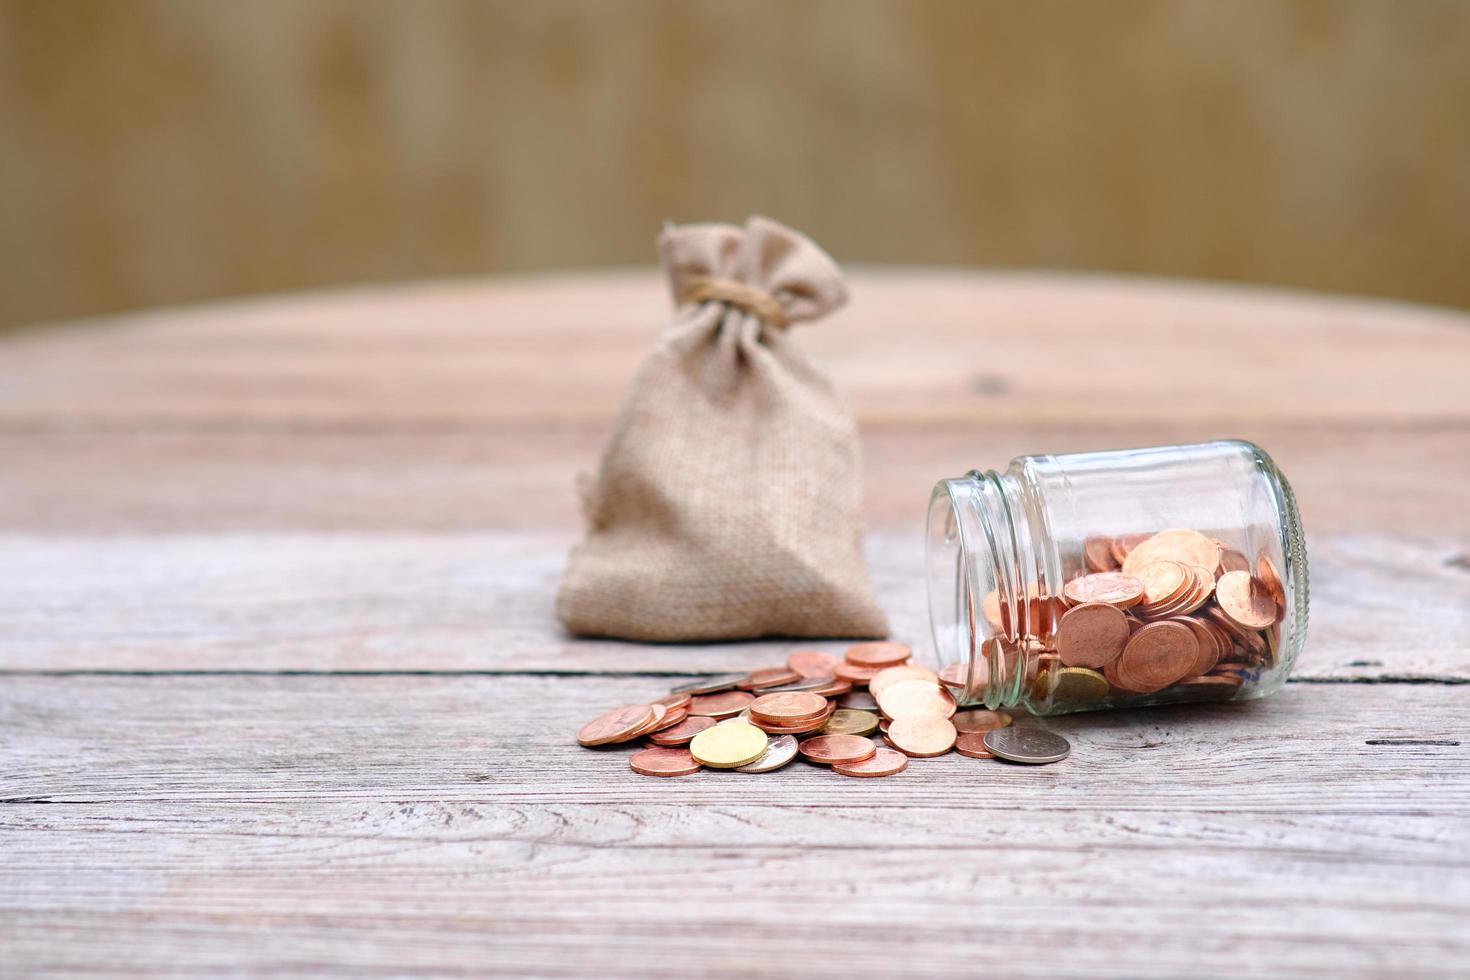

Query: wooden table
[3,271,1469,976]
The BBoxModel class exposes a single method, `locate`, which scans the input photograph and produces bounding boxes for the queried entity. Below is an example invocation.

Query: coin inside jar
[1054,601,1130,669]
[1122,529,1222,579]
[1117,621,1198,693]
[1063,571,1144,608]
[1215,570,1279,630]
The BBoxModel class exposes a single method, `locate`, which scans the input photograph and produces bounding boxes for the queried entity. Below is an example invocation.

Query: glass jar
[926,440,1308,715]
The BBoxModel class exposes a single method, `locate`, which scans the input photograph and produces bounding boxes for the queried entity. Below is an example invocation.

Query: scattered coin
[736,734,799,773]
[954,732,995,759]
[983,725,1071,764]
[877,679,957,720]
[738,667,801,690]
[577,704,656,747]
[669,673,748,696]
[787,650,839,678]
[869,664,939,698]
[630,746,702,777]
[833,747,909,778]
[690,721,769,769]
[821,708,880,737]
[799,734,879,766]
[750,691,830,725]
[887,715,957,758]
[833,661,883,683]
[654,691,692,712]
[845,641,912,668]
[687,690,756,719]
[648,715,717,746]
[754,675,836,694]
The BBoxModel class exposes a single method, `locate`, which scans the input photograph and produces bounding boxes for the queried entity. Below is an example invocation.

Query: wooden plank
[1,423,1468,535]
[2,274,1468,428]
[1,531,1465,679]
[1,677,1467,976]
[3,676,1466,807]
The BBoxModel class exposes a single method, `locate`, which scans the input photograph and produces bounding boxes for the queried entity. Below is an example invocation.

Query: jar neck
[935,468,1053,710]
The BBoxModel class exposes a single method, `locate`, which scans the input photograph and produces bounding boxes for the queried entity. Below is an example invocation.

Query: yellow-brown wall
[2,0,1468,329]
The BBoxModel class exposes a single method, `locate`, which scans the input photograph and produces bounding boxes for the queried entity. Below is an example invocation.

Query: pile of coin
[577,641,1072,777]
[970,528,1287,709]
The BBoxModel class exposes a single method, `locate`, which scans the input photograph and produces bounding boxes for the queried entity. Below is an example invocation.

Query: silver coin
[983,725,1071,765]
[837,690,879,711]
[753,675,835,694]
[669,672,748,696]
[736,734,799,773]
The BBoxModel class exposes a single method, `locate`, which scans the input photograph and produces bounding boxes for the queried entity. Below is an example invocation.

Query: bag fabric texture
[556,215,889,642]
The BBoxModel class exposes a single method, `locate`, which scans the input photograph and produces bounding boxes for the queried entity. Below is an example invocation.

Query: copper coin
[808,678,853,697]
[1122,529,1222,580]
[629,746,702,777]
[738,667,801,691]
[954,732,995,759]
[833,747,909,778]
[845,642,912,669]
[887,715,958,758]
[1218,545,1251,574]
[869,664,939,698]
[1170,616,1221,676]
[648,715,717,746]
[669,673,747,696]
[1103,657,1135,692]
[878,718,891,734]
[1110,533,1150,566]
[1133,559,1190,607]
[687,690,756,719]
[1169,674,1244,700]
[1216,570,1278,630]
[577,703,655,747]
[1054,601,1130,669]
[952,709,1011,734]
[736,734,800,773]
[833,661,882,683]
[750,691,831,725]
[877,679,956,720]
[751,704,834,733]
[1083,536,1119,572]
[787,650,839,678]
[1063,572,1144,609]
[798,734,879,766]
[646,705,689,734]
[1257,552,1287,612]
[654,691,692,712]
[1118,621,1199,693]
[937,663,968,688]
[617,703,670,742]
[837,689,879,711]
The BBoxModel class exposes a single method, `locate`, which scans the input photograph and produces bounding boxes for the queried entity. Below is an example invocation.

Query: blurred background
[2,0,1468,332]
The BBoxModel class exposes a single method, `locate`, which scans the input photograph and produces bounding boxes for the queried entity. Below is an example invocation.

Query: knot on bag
[678,275,790,329]
[660,215,849,327]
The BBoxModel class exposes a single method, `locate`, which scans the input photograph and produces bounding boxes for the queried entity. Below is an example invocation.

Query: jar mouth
[927,474,1010,707]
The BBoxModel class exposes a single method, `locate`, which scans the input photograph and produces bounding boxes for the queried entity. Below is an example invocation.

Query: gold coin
[821,708,880,736]
[1050,667,1109,703]
[689,721,769,769]
[951,709,1011,734]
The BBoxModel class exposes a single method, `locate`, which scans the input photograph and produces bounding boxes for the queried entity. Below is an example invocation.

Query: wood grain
[2,676,1467,976]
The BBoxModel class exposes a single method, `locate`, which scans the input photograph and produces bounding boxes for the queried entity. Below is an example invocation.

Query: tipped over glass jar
[926,440,1308,715]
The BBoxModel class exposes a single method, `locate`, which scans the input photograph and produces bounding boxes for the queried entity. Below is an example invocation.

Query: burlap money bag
[556,216,889,642]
